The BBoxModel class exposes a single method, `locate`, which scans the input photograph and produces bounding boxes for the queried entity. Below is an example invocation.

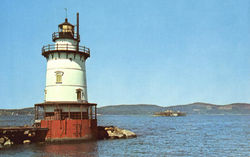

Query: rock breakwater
[0,126,48,148]
[98,126,137,139]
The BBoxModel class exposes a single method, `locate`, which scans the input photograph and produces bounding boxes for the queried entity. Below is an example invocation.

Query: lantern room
[52,18,78,42]
[58,18,74,33]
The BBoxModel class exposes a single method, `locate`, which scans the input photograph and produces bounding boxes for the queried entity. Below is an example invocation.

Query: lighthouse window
[76,89,82,100]
[56,74,62,83]
[55,71,64,84]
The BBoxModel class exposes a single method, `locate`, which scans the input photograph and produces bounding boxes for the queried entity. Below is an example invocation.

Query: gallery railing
[42,44,90,55]
[52,32,79,41]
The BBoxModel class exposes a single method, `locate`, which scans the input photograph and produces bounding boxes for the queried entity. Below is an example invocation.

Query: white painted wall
[55,39,78,51]
[44,39,88,102]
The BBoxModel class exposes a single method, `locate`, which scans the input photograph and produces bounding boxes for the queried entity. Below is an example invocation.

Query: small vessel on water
[154,110,186,117]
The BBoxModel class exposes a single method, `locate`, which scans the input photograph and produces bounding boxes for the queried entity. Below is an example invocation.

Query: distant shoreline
[1,102,249,116]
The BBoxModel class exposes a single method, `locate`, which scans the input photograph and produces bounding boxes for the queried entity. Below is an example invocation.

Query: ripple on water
[0,115,249,157]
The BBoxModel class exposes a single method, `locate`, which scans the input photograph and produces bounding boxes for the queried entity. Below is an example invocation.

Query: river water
[0,115,249,156]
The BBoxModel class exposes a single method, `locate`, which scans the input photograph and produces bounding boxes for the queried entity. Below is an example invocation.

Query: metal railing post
[90,106,93,120]
[95,105,97,119]
[80,105,82,120]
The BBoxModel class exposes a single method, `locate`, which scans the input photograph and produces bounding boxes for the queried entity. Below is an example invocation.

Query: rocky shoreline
[0,136,13,148]
[0,126,136,148]
[0,126,48,148]
[98,126,137,139]
[0,136,32,148]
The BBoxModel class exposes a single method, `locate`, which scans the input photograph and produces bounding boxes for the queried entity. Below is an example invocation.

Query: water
[0,115,249,156]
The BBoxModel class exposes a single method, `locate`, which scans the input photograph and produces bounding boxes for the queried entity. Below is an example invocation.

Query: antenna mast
[77,12,79,52]
[64,8,68,18]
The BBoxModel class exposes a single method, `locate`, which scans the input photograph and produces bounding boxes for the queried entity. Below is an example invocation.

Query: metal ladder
[46,120,52,139]
[73,124,81,137]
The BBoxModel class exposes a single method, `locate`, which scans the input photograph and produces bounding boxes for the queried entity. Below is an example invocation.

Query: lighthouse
[34,13,97,141]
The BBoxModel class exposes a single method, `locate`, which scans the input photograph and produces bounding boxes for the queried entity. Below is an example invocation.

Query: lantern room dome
[58,18,74,32]
[59,18,74,26]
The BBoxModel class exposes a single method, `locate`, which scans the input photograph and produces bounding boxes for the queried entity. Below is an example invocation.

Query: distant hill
[98,103,250,115]
[0,107,34,116]
[98,104,165,115]
[165,102,250,115]
[1,103,250,116]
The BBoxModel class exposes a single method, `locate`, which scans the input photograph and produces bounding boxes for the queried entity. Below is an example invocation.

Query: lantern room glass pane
[62,25,73,33]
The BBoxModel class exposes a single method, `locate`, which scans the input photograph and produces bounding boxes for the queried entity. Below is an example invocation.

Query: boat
[153,110,186,117]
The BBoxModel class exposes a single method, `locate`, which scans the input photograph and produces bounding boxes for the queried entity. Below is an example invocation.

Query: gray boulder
[98,126,136,139]
[4,139,13,146]
[0,137,5,144]
[23,140,31,144]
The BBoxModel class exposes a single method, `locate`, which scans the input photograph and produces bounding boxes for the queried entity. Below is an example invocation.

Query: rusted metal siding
[40,119,97,141]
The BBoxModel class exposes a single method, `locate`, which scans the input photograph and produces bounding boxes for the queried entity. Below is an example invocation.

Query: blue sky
[0,0,249,109]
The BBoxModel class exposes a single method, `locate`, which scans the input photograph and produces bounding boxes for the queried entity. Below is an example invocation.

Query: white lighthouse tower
[44,17,88,102]
[35,13,97,141]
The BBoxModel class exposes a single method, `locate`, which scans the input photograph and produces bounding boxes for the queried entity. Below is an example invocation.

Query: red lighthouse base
[41,119,97,141]
[35,102,98,142]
